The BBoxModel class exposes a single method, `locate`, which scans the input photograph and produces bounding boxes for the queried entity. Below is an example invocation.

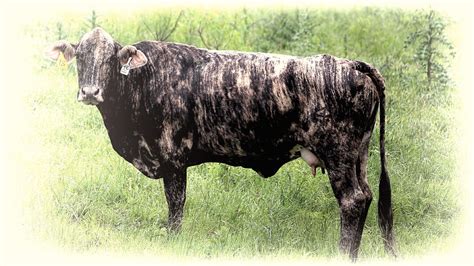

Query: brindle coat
[48,28,395,260]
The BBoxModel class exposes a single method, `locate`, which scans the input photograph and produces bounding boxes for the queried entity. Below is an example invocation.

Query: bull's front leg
[163,169,187,231]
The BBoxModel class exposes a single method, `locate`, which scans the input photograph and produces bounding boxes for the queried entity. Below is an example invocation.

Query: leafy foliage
[405,9,455,90]
[255,9,318,55]
[140,10,184,41]
[85,10,100,30]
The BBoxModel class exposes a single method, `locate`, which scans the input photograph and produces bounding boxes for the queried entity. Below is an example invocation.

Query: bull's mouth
[79,98,102,105]
[77,87,104,105]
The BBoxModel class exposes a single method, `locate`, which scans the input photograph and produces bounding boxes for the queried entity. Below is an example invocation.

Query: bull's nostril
[80,87,86,95]
[93,89,100,96]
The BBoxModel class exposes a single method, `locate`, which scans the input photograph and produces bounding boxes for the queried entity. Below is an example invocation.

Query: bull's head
[46,27,148,105]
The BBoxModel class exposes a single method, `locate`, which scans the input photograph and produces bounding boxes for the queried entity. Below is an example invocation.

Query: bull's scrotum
[290,145,325,176]
[300,147,325,176]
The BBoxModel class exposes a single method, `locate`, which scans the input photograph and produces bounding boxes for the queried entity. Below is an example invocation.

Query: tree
[141,10,184,41]
[405,9,455,89]
[85,10,100,30]
[256,9,317,55]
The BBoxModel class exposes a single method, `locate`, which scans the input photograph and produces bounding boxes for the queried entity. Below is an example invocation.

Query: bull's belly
[192,136,324,178]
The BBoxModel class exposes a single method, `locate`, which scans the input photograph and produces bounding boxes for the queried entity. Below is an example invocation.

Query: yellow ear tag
[56,53,68,70]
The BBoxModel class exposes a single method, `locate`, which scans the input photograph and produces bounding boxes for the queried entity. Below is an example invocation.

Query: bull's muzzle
[77,86,104,105]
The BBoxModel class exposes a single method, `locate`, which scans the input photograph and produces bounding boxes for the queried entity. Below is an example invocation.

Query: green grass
[21,7,460,261]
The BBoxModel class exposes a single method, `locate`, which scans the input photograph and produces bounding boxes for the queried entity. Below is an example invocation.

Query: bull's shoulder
[132,41,207,60]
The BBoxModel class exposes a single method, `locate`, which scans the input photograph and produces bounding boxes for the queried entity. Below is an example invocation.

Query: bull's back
[190,52,378,158]
[137,41,378,169]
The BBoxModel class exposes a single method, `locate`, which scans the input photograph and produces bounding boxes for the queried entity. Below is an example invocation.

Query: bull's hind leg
[329,150,372,261]
[354,137,373,257]
[163,169,187,231]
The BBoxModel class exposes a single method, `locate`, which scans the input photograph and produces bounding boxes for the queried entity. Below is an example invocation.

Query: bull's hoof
[167,220,183,233]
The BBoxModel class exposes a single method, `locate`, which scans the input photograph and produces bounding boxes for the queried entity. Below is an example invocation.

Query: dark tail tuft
[355,61,396,256]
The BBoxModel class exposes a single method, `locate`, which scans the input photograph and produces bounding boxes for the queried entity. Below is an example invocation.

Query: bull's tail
[354,61,396,256]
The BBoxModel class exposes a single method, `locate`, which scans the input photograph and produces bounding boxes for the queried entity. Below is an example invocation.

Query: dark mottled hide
[48,28,395,260]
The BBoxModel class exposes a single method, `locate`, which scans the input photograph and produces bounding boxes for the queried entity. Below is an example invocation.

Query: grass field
[15,6,461,261]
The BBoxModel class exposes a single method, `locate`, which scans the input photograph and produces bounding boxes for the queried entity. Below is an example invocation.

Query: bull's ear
[117,45,148,69]
[46,41,76,62]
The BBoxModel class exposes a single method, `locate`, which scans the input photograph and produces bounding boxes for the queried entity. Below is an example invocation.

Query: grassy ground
[17,7,460,261]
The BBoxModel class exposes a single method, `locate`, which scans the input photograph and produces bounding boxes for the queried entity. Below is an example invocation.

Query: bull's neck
[96,65,161,136]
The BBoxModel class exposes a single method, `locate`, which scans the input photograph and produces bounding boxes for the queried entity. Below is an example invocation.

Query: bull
[47,27,396,260]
